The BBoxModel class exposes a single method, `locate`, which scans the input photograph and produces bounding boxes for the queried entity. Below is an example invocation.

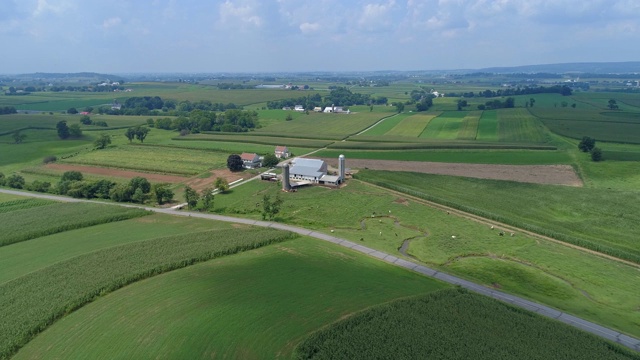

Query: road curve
[1,188,639,353]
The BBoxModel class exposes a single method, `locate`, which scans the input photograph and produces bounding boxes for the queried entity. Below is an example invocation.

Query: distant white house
[111,100,121,110]
[313,106,322,112]
[323,105,350,114]
[289,158,327,183]
[294,105,305,112]
[275,146,290,159]
[241,152,261,169]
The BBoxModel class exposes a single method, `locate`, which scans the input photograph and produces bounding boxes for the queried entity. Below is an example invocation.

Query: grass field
[420,111,466,139]
[313,149,572,165]
[476,110,499,141]
[213,179,640,338]
[59,144,228,175]
[295,288,639,360]
[179,133,334,149]
[254,111,387,139]
[14,238,447,359]
[356,113,410,136]
[498,108,549,143]
[385,112,437,137]
[356,170,640,263]
[457,110,481,140]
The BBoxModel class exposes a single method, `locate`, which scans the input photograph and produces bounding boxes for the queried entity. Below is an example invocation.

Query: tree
[227,154,243,171]
[68,124,83,138]
[529,98,535,108]
[394,102,405,113]
[199,187,215,212]
[0,172,5,186]
[285,114,293,121]
[6,174,25,189]
[578,136,596,152]
[457,99,467,111]
[184,185,199,210]
[56,120,70,139]
[61,171,83,182]
[591,147,603,162]
[214,177,229,193]
[80,115,92,125]
[125,127,136,143]
[152,183,174,205]
[262,153,279,168]
[129,176,151,194]
[94,133,111,149]
[608,99,619,110]
[67,107,78,114]
[135,126,150,143]
[131,187,148,204]
[12,131,26,144]
[262,194,283,221]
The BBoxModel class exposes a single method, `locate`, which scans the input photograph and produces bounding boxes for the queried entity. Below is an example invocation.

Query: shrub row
[355,175,640,265]
[295,288,639,360]
[0,228,297,359]
[0,202,149,247]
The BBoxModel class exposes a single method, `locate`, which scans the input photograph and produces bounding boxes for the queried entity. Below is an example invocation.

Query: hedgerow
[295,288,639,360]
[0,227,296,359]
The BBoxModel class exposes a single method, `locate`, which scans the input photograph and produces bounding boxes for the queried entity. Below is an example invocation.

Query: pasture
[254,111,387,139]
[213,179,640,338]
[420,111,466,139]
[296,288,639,360]
[356,113,410,136]
[13,238,447,359]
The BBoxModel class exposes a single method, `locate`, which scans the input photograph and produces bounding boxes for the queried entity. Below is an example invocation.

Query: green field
[420,111,466,139]
[314,149,572,164]
[14,238,447,359]
[385,112,436,137]
[59,144,227,175]
[457,110,481,140]
[0,202,148,247]
[296,288,639,360]
[476,110,499,140]
[213,179,640,338]
[498,108,548,143]
[254,111,386,139]
[356,170,640,263]
[179,133,334,148]
[356,113,410,136]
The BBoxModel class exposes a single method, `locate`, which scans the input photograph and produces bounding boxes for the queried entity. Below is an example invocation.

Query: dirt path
[318,158,583,187]
[45,164,190,183]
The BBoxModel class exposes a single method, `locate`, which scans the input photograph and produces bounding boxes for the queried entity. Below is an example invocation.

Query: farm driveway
[0,188,637,353]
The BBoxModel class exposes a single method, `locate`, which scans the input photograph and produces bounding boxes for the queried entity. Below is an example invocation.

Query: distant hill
[13,72,124,82]
[477,62,640,74]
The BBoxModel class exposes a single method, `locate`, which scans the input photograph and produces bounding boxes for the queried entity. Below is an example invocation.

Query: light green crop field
[456,110,481,140]
[213,179,640,338]
[178,133,334,148]
[314,149,572,165]
[0,213,228,284]
[476,110,499,141]
[254,111,386,139]
[356,113,408,136]
[296,289,639,360]
[385,112,437,137]
[498,108,549,143]
[59,144,227,175]
[15,238,447,359]
[419,111,465,139]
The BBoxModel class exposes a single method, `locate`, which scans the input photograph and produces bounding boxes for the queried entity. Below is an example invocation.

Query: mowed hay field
[15,238,447,359]
[213,179,640,338]
[385,112,438,137]
[58,144,227,175]
[295,289,640,360]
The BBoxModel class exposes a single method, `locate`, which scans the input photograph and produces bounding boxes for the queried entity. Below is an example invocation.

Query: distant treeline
[447,85,573,98]
[153,109,258,133]
[0,106,17,115]
[97,96,240,116]
[217,83,255,90]
[266,87,388,110]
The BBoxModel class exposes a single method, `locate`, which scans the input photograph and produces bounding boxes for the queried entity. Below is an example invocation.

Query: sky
[1,0,640,74]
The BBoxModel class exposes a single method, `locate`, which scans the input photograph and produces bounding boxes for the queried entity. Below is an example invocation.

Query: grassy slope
[15,238,447,359]
[295,289,639,360]
[213,179,640,338]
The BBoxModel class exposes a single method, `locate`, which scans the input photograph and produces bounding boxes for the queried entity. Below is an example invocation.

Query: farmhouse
[294,105,304,112]
[313,107,323,112]
[323,105,350,114]
[240,152,261,169]
[275,145,290,159]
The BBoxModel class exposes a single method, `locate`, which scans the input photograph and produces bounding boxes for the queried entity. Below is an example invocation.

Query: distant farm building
[275,145,290,159]
[294,105,305,112]
[284,155,346,189]
[323,105,350,114]
[313,107,322,112]
[240,152,261,169]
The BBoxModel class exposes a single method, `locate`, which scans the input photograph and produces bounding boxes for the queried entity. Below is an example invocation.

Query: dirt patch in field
[317,158,583,186]
[45,163,189,183]
[184,169,244,192]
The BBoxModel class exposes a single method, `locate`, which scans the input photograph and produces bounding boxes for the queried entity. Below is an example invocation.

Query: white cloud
[102,17,122,29]
[359,1,396,31]
[299,22,320,34]
[33,0,74,17]
[219,0,263,28]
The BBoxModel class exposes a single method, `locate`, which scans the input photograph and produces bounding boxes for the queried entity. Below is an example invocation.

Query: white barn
[289,158,327,183]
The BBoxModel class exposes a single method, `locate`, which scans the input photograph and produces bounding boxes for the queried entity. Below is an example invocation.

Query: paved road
[1,188,639,352]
